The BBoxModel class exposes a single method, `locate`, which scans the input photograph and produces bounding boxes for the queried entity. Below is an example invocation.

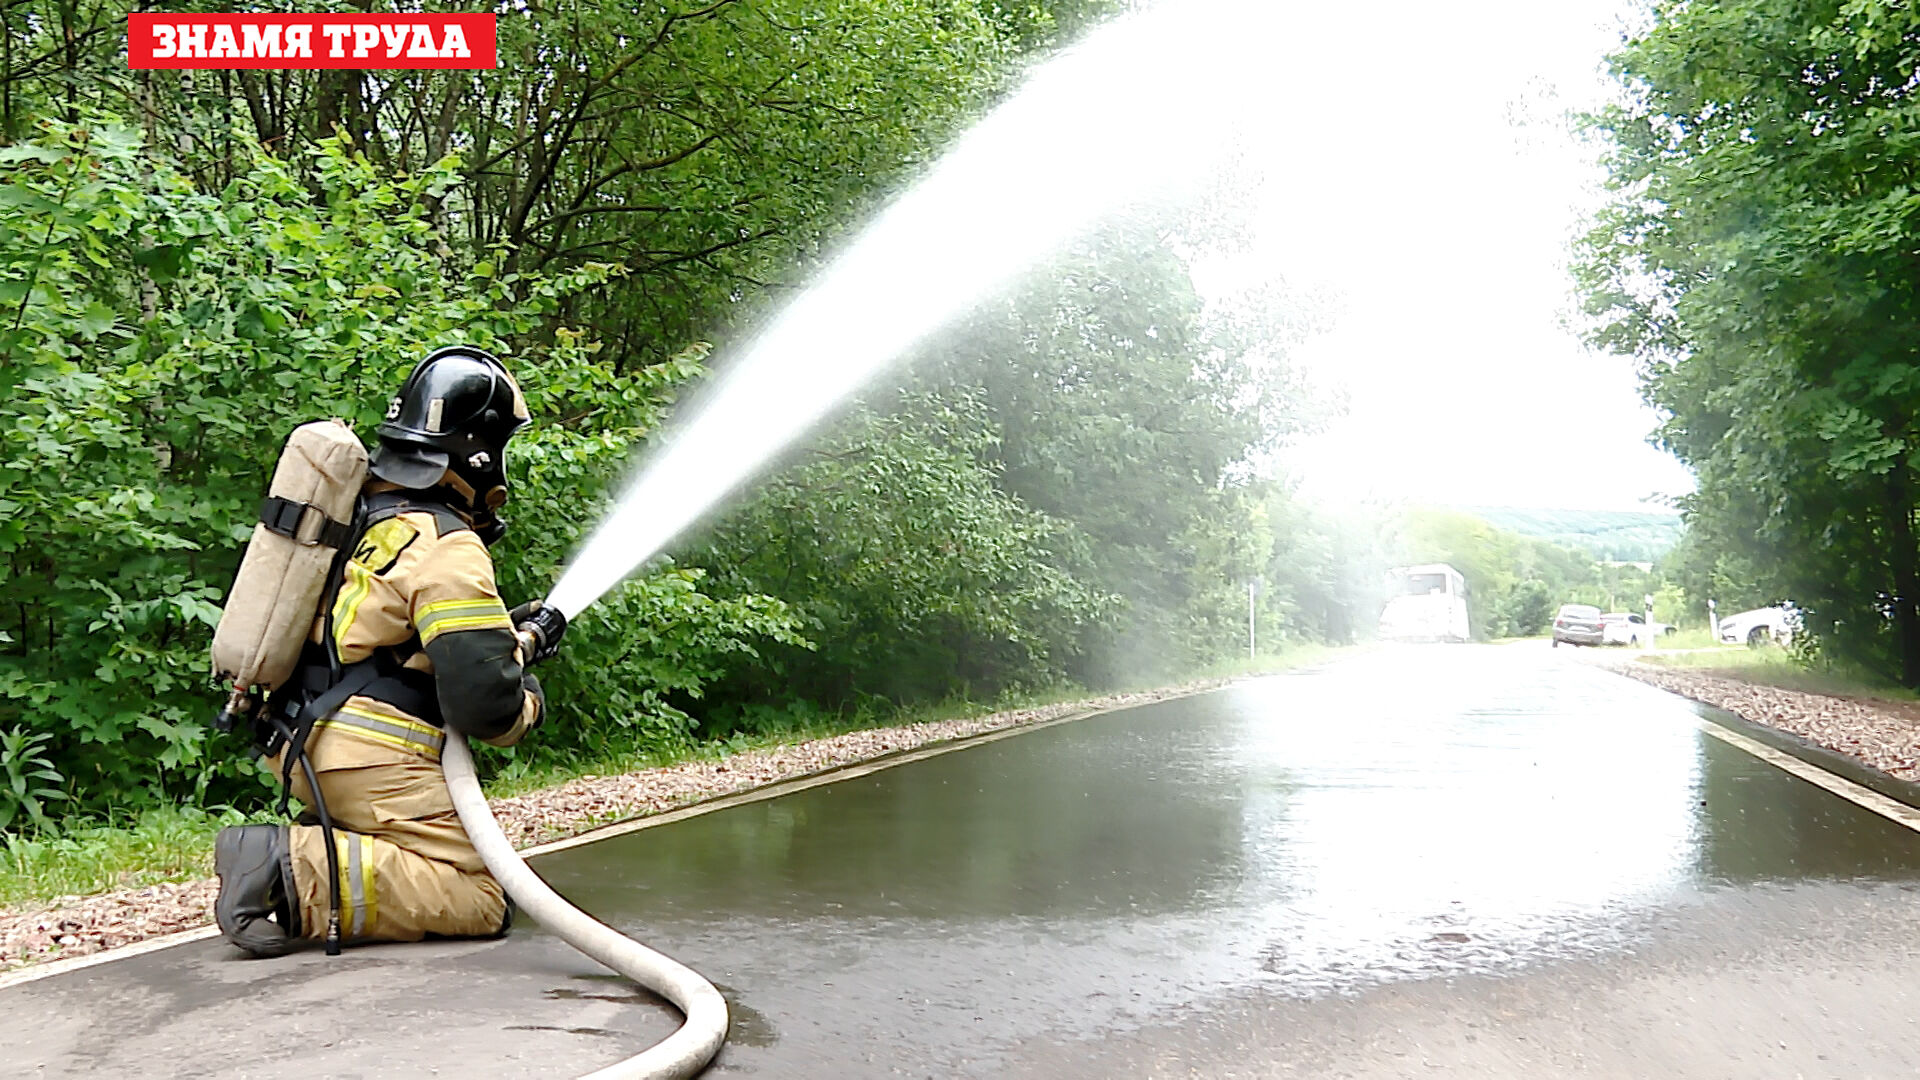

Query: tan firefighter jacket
[299,488,542,773]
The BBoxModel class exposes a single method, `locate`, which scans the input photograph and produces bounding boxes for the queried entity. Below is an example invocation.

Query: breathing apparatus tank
[209,419,369,728]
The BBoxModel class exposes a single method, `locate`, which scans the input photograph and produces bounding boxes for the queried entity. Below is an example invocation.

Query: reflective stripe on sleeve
[330,562,376,652]
[416,597,512,645]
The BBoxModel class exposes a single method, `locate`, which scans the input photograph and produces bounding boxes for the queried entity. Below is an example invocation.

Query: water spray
[545,0,1270,620]
[450,4,1276,1076]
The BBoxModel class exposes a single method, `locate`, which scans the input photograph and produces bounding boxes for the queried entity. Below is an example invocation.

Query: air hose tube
[442,731,730,1079]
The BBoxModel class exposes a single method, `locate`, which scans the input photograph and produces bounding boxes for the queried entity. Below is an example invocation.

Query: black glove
[521,672,546,737]
[510,598,567,665]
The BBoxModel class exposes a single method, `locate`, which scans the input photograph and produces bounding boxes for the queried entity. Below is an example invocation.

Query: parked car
[1718,605,1797,647]
[1552,604,1605,647]
[1601,612,1650,647]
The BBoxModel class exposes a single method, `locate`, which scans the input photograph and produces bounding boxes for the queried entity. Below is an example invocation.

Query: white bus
[1379,564,1471,643]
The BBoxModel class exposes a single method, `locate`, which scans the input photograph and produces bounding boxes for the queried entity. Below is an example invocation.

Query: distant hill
[1459,506,1684,563]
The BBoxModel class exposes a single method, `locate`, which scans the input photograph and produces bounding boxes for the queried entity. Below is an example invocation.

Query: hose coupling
[212,682,257,733]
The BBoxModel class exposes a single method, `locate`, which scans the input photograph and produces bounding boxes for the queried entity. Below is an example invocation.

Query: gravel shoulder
[1599,654,1920,781]
[0,679,1228,973]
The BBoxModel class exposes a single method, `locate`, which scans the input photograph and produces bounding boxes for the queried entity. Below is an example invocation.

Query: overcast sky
[1192,0,1691,513]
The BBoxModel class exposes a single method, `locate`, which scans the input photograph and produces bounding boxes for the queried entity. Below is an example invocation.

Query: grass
[1,643,1352,913]
[0,804,258,909]
[1635,641,1920,702]
[482,707,886,799]
[1186,641,1352,681]
[1651,627,1722,650]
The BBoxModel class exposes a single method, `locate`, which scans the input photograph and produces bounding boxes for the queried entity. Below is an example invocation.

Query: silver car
[1552,604,1604,647]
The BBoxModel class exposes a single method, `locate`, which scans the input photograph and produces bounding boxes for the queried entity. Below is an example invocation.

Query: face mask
[474,513,507,547]
[474,485,509,546]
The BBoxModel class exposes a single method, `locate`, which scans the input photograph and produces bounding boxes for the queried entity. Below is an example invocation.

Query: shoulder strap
[329,490,441,715]
[364,488,470,538]
[317,495,368,685]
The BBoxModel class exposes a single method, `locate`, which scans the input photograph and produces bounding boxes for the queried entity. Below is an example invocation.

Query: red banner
[128,13,496,70]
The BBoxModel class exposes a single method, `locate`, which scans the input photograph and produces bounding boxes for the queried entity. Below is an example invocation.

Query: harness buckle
[259,496,351,548]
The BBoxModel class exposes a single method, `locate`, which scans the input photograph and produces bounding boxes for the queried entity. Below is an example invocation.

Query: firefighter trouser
[277,717,507,943]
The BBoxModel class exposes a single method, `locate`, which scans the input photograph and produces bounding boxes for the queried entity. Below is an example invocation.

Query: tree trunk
[1887,466,1920,687]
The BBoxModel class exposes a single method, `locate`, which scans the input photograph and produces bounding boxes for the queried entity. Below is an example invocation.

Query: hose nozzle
[514,600,567,665]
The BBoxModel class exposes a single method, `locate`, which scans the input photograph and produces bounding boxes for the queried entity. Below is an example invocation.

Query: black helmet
[369,346,530,537]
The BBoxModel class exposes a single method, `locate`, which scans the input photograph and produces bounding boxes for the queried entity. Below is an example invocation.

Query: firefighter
[213,346,565,956]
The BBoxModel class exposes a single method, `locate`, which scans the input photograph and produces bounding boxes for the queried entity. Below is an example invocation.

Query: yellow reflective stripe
[330,562,375,651]
[416,597,511,645]
[417,598,505,619]
[337,705,441,740]
[326,724,427,756]
[427,612,511,630]
[359,834,377,937]
[334,832,354,932]
[419,613,512,644]
[315,717,443,760]
[346,830,365,936]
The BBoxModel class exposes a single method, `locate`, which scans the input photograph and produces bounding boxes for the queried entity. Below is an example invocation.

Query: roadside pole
[1644,592,1655,651]
[1248,578,1260,661]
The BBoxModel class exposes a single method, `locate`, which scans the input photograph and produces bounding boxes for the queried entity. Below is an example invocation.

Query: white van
[1379,564,1471,643]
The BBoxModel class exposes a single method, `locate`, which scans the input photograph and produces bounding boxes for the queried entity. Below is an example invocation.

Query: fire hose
[437,614,729,1079]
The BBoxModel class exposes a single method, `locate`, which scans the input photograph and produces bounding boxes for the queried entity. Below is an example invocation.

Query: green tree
[1262,493,1395,646]
[693,391,1111,707]
[685,217,1321,705]
[907,226,1317,683]
[0,1,1139,823]
[1578,0,1920,682]
[1501,579,1556,638]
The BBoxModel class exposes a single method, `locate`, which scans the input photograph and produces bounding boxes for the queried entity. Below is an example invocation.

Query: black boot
[214,825,305,958]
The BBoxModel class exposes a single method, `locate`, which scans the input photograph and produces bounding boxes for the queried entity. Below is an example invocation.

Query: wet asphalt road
[11,645,1920,1078]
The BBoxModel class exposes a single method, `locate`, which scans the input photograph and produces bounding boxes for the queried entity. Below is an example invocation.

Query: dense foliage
[4,1,1389,833]
[692,390,1111,709]
[1578,0,1920,682]
[1,123,800,816]
[1,1,1135,823]
[908,228,1319,686]
[0,0,1119,369]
